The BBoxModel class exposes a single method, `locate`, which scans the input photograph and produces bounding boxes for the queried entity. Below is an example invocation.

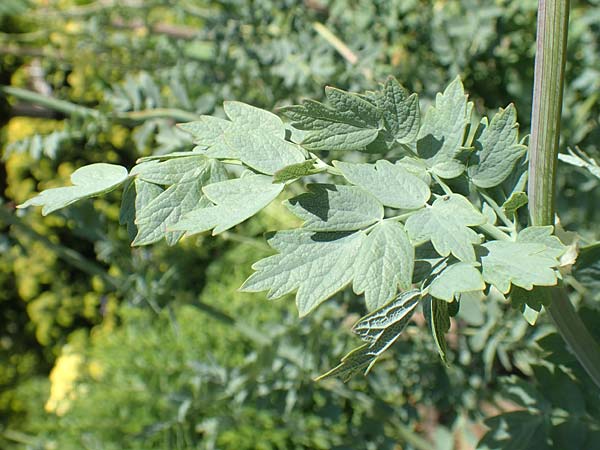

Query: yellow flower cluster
[44,349,83,416]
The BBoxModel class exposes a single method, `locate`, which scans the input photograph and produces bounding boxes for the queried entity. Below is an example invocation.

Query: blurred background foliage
[1,0,600,449]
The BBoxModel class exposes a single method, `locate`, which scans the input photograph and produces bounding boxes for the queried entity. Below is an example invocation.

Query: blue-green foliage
[3,1,600,449]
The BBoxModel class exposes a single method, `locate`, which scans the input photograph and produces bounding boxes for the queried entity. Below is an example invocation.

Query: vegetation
[2,1,600,449]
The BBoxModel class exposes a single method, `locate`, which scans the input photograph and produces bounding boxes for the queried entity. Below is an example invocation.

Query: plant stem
[0,85,100,118]
[1,85,202,123]
[528,0,600,388]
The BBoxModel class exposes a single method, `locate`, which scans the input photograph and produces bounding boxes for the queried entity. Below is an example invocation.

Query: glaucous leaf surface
[353,221,414,310]
[171,174,284,236]
[405,194,485,262]
[333,159,430,209]
[428,262,485,302]
[285,184,383,231]
[280,86,382,151]
[468,104,527,188]
[416,77,471,178]
[241,230,364,316]
[19,163,128,215]
[179,101,306,174]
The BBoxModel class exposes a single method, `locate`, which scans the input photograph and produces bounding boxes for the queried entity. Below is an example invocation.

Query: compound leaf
[417,77,471,178]
[19,163,128,215]
[405,194,485,262]
[133,159,226,246]
[241,230,364,316]
[285,184,383,232]
[132,155,210,185]
[120,178,163,242]
[171,174,284,236]
[424,296,451,365]
[179,101,306,174]
[482,228,565,294]
[353,221,414,310]
[377,76,420,143]
[333,159,430,209]
[280,87,382,152]
[428,262,485,302]
[469,104,527,188]
[517,226,566,259]
[317,290,421,380]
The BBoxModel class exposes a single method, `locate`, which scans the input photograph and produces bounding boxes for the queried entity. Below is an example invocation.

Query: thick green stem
[528,0,600,388]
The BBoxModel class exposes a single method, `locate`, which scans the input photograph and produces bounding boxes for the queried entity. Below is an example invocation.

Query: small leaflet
[482,227,565,293]
[18,163,128,215]
[376,76,420,144]
[285,184,383,232]
[353,221,414,310]
[428,262,485,302]
[280,86,382,152]
[502,191,528,216]
[132,159,227,246]
[171,174,284,236]
[317,290,421,381]
[416,77,471,179]
[178,101,306,175]
[334,159,430,209]
[423,295,451,365]
[468,104,527,188]
[405,194,485,262]
[241,230,364,317]
[273,159,322,183]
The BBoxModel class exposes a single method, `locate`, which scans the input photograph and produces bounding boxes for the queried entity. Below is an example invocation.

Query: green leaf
[405,194,485,262]
[478,411,549,450]
[241,230,364,316]
[428,262,485,302]
[377,76,420,144]
[468,104,527,188]
[572,242,600,290]
[416,77,471,178]
[317,290,420,381]
[558,147,600,180]
[482,227,564,293]
[333,160,430,209]
[18,163,128,215]
[510,286,552,325]
[353,289,421,344]
[502,191,528,216]
[132,160,226,246]
[132,155,209,185]
[285,184,383,232]
[517,226,566,259]
[170,174,284,236]
[273,159,322,183]
[353,221,414,310]
[424,296,450,365]
[280,87,382,152]
[119,178,163,242]
[178,101,306,174]
[135,149,205,162]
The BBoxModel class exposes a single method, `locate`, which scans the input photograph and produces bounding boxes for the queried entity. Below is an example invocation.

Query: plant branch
[1,85,202,124]
[528,0,600,388]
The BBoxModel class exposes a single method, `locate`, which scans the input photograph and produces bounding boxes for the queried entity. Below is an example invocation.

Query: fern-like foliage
[19,76,567,379]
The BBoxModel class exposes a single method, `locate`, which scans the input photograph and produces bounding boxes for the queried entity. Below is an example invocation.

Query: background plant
[2,1,600,449]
